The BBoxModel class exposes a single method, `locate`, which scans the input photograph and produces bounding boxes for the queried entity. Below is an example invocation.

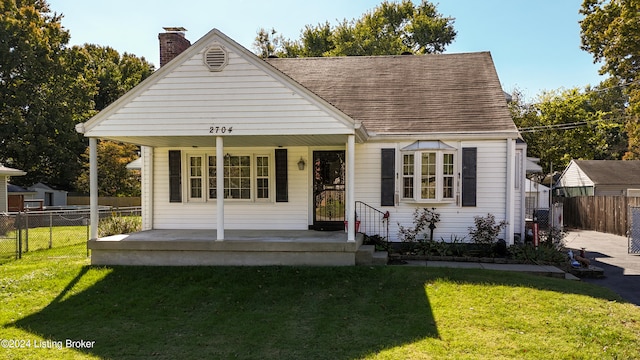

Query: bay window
[401,141,457,202]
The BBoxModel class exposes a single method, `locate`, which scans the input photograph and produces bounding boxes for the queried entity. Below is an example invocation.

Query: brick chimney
[159,27,191,67]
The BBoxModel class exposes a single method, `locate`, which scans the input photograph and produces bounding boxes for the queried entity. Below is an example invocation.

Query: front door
[313,151,345,231]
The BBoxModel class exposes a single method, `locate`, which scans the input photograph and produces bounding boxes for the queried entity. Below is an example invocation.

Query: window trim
[185,152,273,203]
[401,144,457,203]
[187,154,205,202]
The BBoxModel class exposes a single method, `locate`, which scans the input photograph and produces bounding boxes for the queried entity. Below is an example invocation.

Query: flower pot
[344,220,361,233]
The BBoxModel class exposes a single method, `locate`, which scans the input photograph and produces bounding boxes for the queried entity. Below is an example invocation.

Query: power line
[517,116,628,133]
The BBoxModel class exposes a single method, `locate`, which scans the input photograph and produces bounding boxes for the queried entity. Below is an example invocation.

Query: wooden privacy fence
[559,196,640,236]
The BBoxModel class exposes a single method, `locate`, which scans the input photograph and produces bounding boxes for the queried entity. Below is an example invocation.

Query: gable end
[203,45,228,71]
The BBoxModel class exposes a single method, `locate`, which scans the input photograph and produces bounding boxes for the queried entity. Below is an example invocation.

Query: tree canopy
[580,0,640,159]
[76,140,140,197]
[509,82,628,173]
[253,0,456,58]
[0,0,89,189]
[0,0,152,190]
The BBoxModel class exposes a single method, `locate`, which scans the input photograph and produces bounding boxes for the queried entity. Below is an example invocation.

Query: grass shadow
[10,266,439,360]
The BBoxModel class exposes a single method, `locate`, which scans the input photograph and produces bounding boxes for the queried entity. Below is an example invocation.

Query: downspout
[505,139,515,245]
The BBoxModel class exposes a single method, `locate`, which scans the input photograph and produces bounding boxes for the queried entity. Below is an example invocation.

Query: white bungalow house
[75,28,526,266]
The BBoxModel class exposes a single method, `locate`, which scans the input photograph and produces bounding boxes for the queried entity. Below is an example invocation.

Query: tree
[510,83,628,173]
[74,44,154,111]
[580,0,640,159]
[75,140,140,197]
[253,0,456,58]
[0,0,153,191]
[0,0,93,189]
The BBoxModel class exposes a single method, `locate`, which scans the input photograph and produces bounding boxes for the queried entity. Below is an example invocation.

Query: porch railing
[355,201,389,250]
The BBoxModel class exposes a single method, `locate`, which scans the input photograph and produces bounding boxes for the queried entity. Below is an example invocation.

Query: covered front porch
[89,229,366,266]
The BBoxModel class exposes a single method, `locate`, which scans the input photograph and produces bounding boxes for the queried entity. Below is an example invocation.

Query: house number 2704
[209,126,233,134]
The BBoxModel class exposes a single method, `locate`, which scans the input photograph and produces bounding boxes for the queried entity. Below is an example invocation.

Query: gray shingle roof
[266,52,517,134]
[574,160,640,185]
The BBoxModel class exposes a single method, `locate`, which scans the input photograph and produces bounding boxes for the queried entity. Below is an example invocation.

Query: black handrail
[355,201,389,250]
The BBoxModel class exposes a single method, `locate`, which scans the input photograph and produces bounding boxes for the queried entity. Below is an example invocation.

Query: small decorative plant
[398,207,440,243]
[468,213,507,245]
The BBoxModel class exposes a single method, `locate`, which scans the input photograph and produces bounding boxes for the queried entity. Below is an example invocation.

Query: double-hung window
[189,155,204,200]
[401,141,457,202]
[186,153,270,201]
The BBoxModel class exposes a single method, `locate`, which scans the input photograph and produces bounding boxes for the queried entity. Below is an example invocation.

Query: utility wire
[517,115,628,133]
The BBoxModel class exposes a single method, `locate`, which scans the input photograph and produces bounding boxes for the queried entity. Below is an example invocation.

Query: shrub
[412,235,466,256]
[468,213,507,245]
[538,226,566,251]
[397,207,440,243]
[98,216,141,237]
[363,234,388,251]
[508,244,567,265]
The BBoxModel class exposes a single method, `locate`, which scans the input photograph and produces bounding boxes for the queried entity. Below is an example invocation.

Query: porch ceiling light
[298,157,306,170]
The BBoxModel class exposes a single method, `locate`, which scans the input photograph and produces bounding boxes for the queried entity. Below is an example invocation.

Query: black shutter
[168,150,182,203]
[381,148,395,206]
[275,149,288,202]
[462,147,477,207]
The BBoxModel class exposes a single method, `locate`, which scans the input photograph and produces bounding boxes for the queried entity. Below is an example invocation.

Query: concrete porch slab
[88,229,364,266]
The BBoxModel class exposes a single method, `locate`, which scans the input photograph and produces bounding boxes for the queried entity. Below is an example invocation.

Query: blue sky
[47,0,604,100]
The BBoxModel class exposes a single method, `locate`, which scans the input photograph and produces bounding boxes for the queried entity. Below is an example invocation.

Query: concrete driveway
[564,229,640,307]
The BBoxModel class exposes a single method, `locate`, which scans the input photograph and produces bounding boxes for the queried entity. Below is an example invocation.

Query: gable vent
[203,46,228,71]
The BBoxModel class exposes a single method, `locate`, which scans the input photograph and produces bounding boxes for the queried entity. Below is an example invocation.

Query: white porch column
[346,135,356,242]
[89,138,98,240]
[216,136,224,241]
[141,146,153,231]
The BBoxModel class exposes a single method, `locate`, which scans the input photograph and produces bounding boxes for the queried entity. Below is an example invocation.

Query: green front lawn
[1,247,639,359]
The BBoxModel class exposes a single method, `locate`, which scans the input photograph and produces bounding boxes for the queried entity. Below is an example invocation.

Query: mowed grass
[1,247,639,360]
[1,225,87,252]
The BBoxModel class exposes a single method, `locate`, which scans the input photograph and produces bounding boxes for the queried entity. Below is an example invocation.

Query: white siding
[354,140,509,242]
[152,146,309,230]
[148,138,514,240]
[88,49,352,138]
[559,161,594,187]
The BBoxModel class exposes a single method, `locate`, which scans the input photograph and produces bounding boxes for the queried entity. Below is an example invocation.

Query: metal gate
[630,206,640,254]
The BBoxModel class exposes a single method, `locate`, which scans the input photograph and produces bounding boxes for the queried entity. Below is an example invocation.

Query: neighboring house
[126,158,142,170]
[7,184,39,212]
[75,28,525,266]
[557,160,640,197]
[0,165,26,212]
[27,183,68,207]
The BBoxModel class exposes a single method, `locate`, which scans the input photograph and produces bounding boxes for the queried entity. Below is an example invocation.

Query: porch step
[356,245,388,266]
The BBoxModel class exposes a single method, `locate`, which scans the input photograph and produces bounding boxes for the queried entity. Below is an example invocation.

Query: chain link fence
[0,214,18,264]
[630,206,640,255]
[0,207,141,264]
